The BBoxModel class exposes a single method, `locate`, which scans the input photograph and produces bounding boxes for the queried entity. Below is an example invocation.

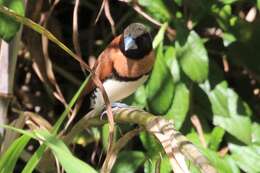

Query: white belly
[91,75,148,108]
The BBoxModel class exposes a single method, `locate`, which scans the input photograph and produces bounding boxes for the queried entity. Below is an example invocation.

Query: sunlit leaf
[0,1,24,41]
[214,115,252,144]
[152,23,167,49]
[0,135,31,173]
[138,0,170,21]
[200,147,236,173]
[229,143,260,173]
[146,43,175,114]
[176,31,209,83]
[208,127,225,151]
[166,82,190,130]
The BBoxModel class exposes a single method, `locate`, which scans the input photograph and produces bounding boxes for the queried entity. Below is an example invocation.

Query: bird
[80,23,155,114]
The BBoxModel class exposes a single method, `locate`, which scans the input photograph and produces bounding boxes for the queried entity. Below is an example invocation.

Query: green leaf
[143,156,172,173]
[23,76,90,173]
[0,135,31,173]
[138,0,170,21]
[21,145,47,173]
[200,147,236,173]
[220,0,238,4]
[36,130,98,173]
[130,85,147,108]
[102,123,110,151]
[166,82,190,130]
[206,81,252,144]
[208,82,230,117]
[214,115,252,144]
[252,123,260,144]
[1,126,97,173]
[139,132,162,158]
[164,46,180,83]
[152,23,167,49]
[146,44,175,114]
[112,151,145,173]
[144,159,156,173]
[229,143,260,173]
[208,127,225,151]
[0,1,24,41]
[176,31,209,83]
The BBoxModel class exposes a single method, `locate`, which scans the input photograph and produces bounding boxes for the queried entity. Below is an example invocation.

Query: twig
[95,0,116,35]
[118,0,176,38]
[0,4,116,157]
[73,0,86,73]
[101,127,143,173]
[191,115,207,148]
[41,0,68,107]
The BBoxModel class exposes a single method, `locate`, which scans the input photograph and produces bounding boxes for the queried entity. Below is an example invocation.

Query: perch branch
[63,107,217,173]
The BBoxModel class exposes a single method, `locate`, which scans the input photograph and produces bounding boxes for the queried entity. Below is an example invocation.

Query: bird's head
[120,23,153,60]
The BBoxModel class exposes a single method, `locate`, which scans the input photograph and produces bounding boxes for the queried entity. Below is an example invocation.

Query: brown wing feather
[84,36,120,94]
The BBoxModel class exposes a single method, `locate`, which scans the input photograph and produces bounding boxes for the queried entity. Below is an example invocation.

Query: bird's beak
[124,36,137,51]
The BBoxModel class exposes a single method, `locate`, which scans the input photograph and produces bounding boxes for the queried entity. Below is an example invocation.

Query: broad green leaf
[164,46,180,83]
[208,82,230,117]
[176,31,209,83]
[205,81,252,144]
[220,0,238,4]
[138,0,170,21]
[139,132,162,158]
[225,156,241,173]
[214,115,252,144]
[112,151,145,173]
[222,32,236,46]
[159,156,172,173]
[0,0,24,41]
[130,85,147,108]
[208,127,225,151]
[144,159,156,173]
[0,135,31,173]
[146,44,175,114]
[186,130,211,147]
[252,123,260,144]
[166,82,190,130]
[229,143,260,173]
[143,156,171,173]
[200,147,235,173]
[152,23,167,49]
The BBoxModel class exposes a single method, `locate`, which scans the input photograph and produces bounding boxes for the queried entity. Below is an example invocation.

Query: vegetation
[0,0,260,173]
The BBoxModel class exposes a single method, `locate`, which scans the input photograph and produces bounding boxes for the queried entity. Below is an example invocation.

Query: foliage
[0,0,260,173]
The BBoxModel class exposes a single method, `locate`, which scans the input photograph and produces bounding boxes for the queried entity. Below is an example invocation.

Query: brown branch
[95,0,116,35]
[73,0,86,73]
[191,115,207,148]
[63,107,217,173]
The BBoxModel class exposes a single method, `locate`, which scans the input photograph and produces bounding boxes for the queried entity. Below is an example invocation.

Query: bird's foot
[100,102,129,119]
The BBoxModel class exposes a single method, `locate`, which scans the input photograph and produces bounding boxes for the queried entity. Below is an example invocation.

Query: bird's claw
[100,102,129,119]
